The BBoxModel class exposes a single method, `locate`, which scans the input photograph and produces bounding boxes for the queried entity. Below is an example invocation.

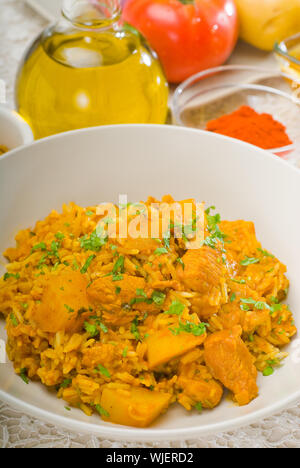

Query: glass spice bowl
[171,65,300,160]
[275,32,300,91]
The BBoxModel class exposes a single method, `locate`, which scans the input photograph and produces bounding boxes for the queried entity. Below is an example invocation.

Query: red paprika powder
[206,105,292,150]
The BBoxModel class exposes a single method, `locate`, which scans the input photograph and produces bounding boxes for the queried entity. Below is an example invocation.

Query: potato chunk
[31,271,89,333]
[204,325,258,406]
[146,327,206,370]
[100,386,172,427]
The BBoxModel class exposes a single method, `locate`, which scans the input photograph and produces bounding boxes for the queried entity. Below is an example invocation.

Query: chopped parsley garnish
[115,286,121,295]
[20,368,29,384]
[72,258,79,270]
[170,320,207,337]
[10,313,18,327]
[80,254,96,274]
[240,256,260,266]
[165,300,185,316]
[176,258,185,269]
[154,247,168,256]
[55,232,65,240]
[3,272,20,281]
[85,210,94,216]
[195,402,203,413]
[131,316,141,341]
[163,236,170,250]
[240,298,270,312]
[257,248,274,258]
[112,275,124,282]
[230,293,236,303]
[31,242,47,253]
[204,206,226,250]
[112,256,125,275]
[151,290,166,306]
[95,404,110,418]
[64,304,74,313]
[80,227,107,252]
[122,346,128,358]
[84,321,99,337]
[231,278,246,284]
[263,367,274,377]
[65,406,71,411]
[60,379,72,389]
[99,322,108,334]
[95,364,111,378]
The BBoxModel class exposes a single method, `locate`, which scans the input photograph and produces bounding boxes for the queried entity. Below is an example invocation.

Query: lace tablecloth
[1,0,300,449]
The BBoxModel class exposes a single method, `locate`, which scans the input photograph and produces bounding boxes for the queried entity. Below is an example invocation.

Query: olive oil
[16,25,168,139]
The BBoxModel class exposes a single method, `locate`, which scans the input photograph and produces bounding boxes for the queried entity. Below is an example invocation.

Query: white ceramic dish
[0,125,300,442]
[0,105,34,152]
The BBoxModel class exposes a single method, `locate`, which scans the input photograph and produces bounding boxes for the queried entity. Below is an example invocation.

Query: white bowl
[0,125,300,442]
[0,105,34,151]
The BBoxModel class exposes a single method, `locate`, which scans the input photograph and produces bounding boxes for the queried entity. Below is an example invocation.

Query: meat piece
[177,363,223,409]
[204,325,258,405]
[87,274,156,326]
[177,247,227,317]
[31,271,90,333]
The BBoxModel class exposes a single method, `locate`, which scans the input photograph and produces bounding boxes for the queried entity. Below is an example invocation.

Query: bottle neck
[62,0,121,30]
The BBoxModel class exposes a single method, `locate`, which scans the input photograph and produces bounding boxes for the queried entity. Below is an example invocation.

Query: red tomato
[123,0,238,83]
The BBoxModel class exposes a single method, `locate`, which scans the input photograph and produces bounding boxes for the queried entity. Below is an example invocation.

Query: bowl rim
[275,32,300,67]
[171,65,300,154]
[0,105,34,148]
[0,123,300,441]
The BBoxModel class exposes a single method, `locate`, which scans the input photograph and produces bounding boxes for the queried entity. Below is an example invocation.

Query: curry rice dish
[0,196,296,427]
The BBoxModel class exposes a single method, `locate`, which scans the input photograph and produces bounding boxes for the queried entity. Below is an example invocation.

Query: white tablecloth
[1,0,300,449]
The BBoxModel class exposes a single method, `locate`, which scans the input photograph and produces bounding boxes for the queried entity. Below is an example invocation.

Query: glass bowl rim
[275,32,300,67]
[171,65,300,153]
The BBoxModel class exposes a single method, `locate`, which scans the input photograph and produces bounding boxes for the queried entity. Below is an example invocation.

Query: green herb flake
[3,272,20,281]
[112,256,125,275]
[263,367,274,377]
[151,290,166,306]
[95,364,111,378]
[60,379,72,389]
[231,278,246,284]
[166,300,185,316]
[31,242,47,253]
[115,286,121,295]
[10,313,18,327]
[170,320,207,337]
[131,316,141,341]
[195,402,203,413]
[257,248,275,258]
[64,304,74,313]
[84,321,98,337]
[230,293,236,303]
[95,404,110,418]
[122,346,128,358]
[154,247,168,256]
[55,232,65,241]
[176,258,185,270]
[80,254,96,274]
[85,210,94,216]
[20,368,29,384]
[240,256,260,266]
